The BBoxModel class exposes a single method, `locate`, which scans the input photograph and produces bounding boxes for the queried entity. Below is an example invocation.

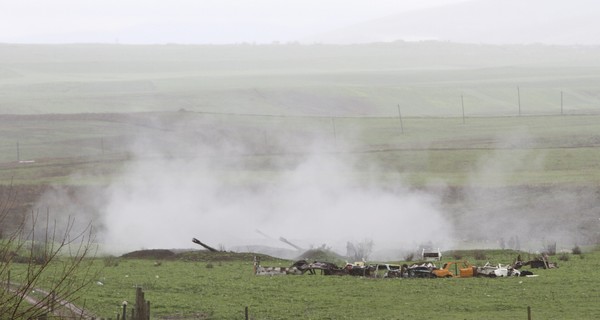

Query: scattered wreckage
[252,256,555,279]
[433,261,476,278]
[190,238,555,279]
[514,254,558,269]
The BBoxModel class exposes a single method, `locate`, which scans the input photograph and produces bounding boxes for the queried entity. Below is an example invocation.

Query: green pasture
[7,248,600,319]
[1,113,599,186]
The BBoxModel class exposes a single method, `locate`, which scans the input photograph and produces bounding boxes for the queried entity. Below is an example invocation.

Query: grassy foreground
[9,248,600,319]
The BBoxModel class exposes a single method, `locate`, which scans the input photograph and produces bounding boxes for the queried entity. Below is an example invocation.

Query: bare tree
[0,183,98,319]
[347,239,374,261]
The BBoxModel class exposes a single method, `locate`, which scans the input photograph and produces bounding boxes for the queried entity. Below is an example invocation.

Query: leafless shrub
[572,245,582,255]
[558,252,570,261]
[0,183,98,319]
[103,256,120,267]
[473,250,487,260]
[346,239,374,261]
[403,252,415,262]
[544,242,557,256]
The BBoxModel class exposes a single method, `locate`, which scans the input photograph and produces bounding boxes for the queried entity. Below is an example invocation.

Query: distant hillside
[1,43,600,116]
[309,0,600,45]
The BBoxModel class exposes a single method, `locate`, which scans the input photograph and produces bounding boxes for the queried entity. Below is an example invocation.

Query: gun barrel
[192,238,219,252]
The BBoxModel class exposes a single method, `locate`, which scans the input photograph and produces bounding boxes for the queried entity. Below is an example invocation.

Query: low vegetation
[5,248,598,319]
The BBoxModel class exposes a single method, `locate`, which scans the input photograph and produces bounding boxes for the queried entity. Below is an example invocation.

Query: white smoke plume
[96,141,451,257]
[32,117,599,257]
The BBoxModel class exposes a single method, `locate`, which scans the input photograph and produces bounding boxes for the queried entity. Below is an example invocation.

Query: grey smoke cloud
[96,141,452,256]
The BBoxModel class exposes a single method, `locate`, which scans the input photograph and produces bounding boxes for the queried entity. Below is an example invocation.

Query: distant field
[1,43,600,116]
[1,112,599,186]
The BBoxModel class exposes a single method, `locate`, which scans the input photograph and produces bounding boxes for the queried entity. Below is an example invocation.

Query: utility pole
[331,117,337,148]
[461,95,465,124]
[397,104,404,134]
[561,90,564,115]
[517,86,521,116]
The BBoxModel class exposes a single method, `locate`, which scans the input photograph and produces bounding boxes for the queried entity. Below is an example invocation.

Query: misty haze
[1,0,600,318]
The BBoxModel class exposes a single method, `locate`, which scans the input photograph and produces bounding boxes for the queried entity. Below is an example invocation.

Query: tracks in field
[3,283,96,319]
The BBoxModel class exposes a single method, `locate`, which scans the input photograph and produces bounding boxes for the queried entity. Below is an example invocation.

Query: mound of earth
[120,249,276,262]
[176,250,274,262]
[121,249,176,259]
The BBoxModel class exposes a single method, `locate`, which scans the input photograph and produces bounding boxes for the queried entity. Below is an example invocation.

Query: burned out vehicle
[369,264,402,278]
[432,261,476,278]
[477,263,520,277]
[515,255,558,269]
[405,262,437,278]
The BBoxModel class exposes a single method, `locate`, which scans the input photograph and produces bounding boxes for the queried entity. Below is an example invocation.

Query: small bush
[473,250,487,260]
[544,242,557,256]
[572,246,582,255]
[31,243,49,265]
[403,252,415,262]
[206,262,214,269]
[558,253,569,261]
[103,256,120,267]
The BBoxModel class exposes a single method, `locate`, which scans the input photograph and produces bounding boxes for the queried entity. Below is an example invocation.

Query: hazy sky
[0,0,468,44]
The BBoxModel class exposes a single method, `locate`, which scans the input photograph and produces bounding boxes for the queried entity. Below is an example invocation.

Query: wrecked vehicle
[477,263,521,277]
[518,256,558,269]
[309,261,348,275]
[421,248,442,261]
[405,262,437,278]
[432,261,476,278]
[344,262,373,277]
[370,264,402,278]
[253,257,311,276]
[385,262,437,278]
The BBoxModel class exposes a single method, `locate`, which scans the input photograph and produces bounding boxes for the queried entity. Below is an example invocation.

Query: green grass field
[7,248,600,319]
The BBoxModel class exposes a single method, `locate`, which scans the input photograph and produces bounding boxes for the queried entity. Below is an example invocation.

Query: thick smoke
[33,118,599,258]
[31,115,453,258]
[97,140,451,257]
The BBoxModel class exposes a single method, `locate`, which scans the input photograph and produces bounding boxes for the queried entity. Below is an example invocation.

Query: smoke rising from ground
[32,118,599,258]
[96,137,452,257]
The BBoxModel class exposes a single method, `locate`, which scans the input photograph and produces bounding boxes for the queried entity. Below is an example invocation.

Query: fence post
[136,287,144,320]
[133,287,150,320]
[122,301,127,320]
[245,306,249,320]
[527,306,532,320]
[146,300,150,320]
